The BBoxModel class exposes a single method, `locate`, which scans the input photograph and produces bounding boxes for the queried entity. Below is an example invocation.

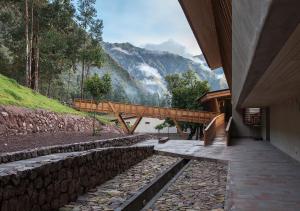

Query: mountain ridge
[143,39,194,59]
[101,42,228,96]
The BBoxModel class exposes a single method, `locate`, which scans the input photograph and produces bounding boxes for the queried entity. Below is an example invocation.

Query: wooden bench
[158,137,169,144]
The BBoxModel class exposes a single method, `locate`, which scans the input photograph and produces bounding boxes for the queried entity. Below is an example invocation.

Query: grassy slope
[0,74,113,125]
[0,73,115,125]
[0,73,82,114]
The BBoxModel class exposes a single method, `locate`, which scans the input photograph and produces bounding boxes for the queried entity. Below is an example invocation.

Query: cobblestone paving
[149,160,227,211]
[60,155,180,211]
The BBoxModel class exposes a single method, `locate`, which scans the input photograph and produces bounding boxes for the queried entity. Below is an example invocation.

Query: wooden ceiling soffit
[199,89,231,103]
[179,0,222,69]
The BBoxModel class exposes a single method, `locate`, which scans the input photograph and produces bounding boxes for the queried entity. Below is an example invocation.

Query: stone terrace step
[0,146,154,211]
[0,134,151,164]
[60,155,181,211]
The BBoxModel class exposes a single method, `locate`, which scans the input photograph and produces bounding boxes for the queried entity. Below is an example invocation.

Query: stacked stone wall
[0,134,151,164]
[0,146,154,211]
[0,106,115,137]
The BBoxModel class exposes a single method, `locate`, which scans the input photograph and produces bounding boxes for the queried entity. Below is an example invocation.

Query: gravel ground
[60,155,180,211]
[149,160,227,211]
[0,132,125,153]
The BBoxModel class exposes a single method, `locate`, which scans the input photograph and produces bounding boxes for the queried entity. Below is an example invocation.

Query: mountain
[192,55,208,67]
[192,55,226,78]
[143,39,193,59]
[102,42,228,97]
[59,42,227,105]
[58,51,151,104]
[90,53,149,104]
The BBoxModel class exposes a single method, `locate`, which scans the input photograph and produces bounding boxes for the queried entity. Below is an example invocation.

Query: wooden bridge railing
[225,116,233,146]
[203,113,225,146]
[73,99,219,135]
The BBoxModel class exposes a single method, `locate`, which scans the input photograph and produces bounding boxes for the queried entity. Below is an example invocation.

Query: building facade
[180,0,300,161]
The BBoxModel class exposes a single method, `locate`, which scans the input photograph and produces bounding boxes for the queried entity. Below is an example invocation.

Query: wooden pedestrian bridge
[73,99,220,138]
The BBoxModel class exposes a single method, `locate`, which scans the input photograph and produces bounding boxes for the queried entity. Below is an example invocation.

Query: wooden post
[214,98,221,113]
[129,117,142,134]
[108,102,130,134]
[116,114,130,134]
[173,119,185,139]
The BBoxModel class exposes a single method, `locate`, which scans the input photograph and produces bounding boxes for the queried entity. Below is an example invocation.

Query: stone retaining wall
[0,146,154,211]
[0,106,104,137]
[0,134,152,164]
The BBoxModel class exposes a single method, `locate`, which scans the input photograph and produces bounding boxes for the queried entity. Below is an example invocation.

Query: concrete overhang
[179,0,222,69]
[235,0,300,108]
[243,23,300,107]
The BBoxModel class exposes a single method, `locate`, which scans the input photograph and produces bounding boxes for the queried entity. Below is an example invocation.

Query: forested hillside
[0,0,226,108]
[0,0,105,101]
[0,0,166,106]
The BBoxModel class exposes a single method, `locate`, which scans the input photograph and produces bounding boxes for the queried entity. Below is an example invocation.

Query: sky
[95,0,202,55]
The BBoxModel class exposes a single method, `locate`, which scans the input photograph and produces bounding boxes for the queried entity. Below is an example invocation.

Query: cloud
[143,39,192,58]
[96,0,202,55]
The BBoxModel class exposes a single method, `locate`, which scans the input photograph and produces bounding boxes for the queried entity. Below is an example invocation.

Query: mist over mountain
[142,39,193,59]
[90,53,149,104]
[62,41,227,105]
[101,42,228,96]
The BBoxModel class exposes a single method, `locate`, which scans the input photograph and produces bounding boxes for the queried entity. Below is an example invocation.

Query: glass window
[244,108,262,126]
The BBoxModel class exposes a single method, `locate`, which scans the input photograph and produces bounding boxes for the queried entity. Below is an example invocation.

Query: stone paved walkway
[149,160,227,211]
[136,138,300,211]
[60,155,180,211]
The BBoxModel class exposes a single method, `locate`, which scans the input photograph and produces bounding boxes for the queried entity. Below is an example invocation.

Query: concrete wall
[232,0,272,108]
[231,0,300,162]
[260,107,270,141]
[270,101,300,161]
[232,0,272,137]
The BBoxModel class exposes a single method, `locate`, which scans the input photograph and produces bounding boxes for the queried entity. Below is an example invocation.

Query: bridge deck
[74,99,218,124]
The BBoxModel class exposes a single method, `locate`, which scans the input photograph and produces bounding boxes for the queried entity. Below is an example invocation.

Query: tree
[25,0,30,87]
[1,0,80,92]
[107,83,129,103]
[28,0,48,91]
[155,123,164,138]
[38,0,79,95]
[165,70,209,139]
[83,39,104,79]
[85,73,112,135]
[1,0,105,101]
[76,0,104,99]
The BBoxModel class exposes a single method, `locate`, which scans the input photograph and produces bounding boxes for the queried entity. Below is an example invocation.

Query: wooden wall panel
[212,0,232,88]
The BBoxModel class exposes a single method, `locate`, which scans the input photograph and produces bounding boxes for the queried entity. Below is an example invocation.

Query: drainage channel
[116,158,191,211]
